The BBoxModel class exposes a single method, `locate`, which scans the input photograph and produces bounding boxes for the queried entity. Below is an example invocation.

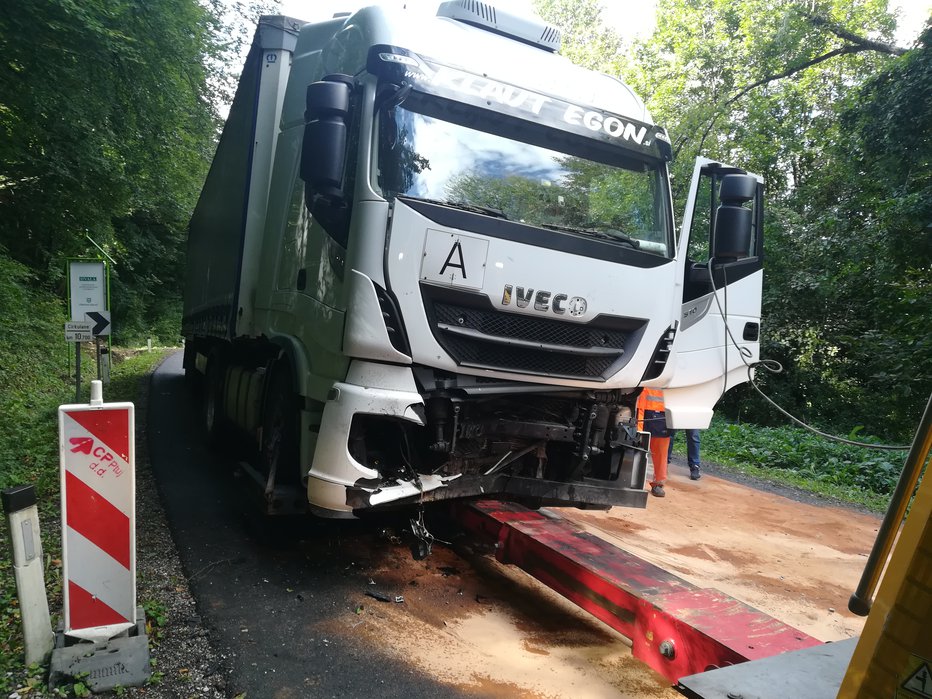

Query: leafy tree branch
[688,16,907,158]
[802,11,908,56]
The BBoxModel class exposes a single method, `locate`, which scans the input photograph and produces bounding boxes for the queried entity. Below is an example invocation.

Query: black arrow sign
[86,311,110,336]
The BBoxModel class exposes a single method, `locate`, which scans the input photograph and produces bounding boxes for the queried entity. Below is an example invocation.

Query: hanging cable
[705,258,911,452]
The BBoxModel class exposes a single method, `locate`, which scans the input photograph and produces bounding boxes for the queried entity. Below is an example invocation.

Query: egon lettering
[421,66,649,146]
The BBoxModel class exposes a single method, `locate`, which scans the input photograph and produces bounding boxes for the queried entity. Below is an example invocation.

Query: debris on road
[365,591,405,604]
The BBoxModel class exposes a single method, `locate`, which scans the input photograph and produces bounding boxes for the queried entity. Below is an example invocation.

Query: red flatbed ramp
[456,500,823,683]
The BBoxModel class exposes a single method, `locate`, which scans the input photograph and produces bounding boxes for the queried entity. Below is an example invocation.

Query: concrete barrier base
[49,606,151,692]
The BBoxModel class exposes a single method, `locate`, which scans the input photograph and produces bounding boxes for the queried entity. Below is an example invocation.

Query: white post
[2,485,54,666]
[90,379,103,406]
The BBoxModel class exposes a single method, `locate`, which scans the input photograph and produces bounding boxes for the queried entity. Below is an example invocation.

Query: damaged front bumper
[306,362,649,518]
[305,366,428,517]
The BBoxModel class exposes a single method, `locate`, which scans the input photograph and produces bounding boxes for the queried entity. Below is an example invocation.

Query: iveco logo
[501,285,588,317]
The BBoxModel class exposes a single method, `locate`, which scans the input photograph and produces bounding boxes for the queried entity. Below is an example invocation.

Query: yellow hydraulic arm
[839,393,932,699]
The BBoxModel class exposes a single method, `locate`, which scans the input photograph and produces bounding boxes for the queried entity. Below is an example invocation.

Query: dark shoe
[689,466,701,480]
[650,484,666,498]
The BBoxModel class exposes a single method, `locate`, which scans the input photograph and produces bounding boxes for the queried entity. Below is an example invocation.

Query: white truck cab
[183,3,763,518]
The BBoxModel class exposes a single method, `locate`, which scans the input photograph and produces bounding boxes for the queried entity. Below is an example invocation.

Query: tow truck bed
[455,499,824,683]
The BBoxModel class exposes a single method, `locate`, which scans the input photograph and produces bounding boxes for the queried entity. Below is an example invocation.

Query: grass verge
[671,418,906,512]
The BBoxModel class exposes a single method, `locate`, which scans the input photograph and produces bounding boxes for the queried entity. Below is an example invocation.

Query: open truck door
[664,157,764,428]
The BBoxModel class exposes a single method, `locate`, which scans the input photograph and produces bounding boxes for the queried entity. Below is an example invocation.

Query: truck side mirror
[300,74,353,202]
[712,174,757,261]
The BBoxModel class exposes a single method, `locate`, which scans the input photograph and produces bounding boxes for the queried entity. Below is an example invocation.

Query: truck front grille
[424,291,645,381]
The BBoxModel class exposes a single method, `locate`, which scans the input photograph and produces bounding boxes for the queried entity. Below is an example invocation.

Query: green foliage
[671,416,904,511]
[143,598,167,628]
[534,0,625,72]
[623,0,898,205]
[725,27,932,437]
[147,667,165,686]
[0,0,221,269]
[770,27,932,435]
[0,0,272,344]
[142,600,168,641]
[0,255,70,491]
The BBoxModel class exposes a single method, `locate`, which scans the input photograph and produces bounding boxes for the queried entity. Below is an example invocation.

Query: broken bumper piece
[346,473,648,511]
[349,473,462,507]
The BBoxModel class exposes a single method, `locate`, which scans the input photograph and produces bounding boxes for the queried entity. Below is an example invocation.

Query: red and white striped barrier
[59,383,135,642]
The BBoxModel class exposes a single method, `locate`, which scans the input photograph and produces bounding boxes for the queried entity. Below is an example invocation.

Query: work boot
[650,484,666,498]
[689,466,701,481]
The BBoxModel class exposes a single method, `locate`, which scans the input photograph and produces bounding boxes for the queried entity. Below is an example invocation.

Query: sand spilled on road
[569,470,880,642]
[317,468,879,697]
[318,540,679,698]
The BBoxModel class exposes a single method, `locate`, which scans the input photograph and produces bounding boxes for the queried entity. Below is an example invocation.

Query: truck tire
[203,353,228,447]
[260,363,300,484]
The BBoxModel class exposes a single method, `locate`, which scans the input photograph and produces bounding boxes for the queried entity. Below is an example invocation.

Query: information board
[68,261,107,323]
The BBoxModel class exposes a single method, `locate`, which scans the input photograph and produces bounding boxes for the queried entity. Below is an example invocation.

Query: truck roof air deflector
[437,0,561,52]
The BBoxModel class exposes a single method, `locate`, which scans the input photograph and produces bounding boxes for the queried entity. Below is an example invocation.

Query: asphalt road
[149,351,473,698]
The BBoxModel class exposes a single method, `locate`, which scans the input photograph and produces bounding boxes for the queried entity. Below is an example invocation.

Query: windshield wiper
[540,223,640,249]
[400,196,508,220]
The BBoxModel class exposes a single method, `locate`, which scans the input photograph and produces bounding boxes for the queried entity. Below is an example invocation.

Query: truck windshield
[377,103,672,256]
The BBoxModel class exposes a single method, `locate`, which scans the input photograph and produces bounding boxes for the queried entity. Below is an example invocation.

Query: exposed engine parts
[348,383,648,509]
[424,392,641,482]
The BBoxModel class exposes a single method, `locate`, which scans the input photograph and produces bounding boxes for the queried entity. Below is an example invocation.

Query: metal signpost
[66,260,111,401]
[88,310,111,382]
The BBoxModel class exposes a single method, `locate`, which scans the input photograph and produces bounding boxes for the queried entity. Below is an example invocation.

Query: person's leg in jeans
[686,429,701,479]
[667,429,677,462]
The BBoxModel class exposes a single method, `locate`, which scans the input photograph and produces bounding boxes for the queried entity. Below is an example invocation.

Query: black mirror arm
[375,82,413,113]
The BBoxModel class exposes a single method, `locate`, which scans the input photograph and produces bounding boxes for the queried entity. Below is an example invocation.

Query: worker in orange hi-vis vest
[637,387,671,498]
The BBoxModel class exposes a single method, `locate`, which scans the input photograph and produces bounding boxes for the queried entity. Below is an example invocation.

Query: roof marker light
[379,53,419,67]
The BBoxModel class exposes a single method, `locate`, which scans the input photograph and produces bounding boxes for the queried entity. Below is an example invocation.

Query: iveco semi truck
[182,2,764,518]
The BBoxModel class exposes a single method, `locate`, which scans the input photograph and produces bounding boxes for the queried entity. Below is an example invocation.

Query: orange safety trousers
[649,436,670,486]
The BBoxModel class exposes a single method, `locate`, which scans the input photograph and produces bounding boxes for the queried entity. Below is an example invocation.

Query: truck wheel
[203,354,228,447]
[261,363,300,484]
